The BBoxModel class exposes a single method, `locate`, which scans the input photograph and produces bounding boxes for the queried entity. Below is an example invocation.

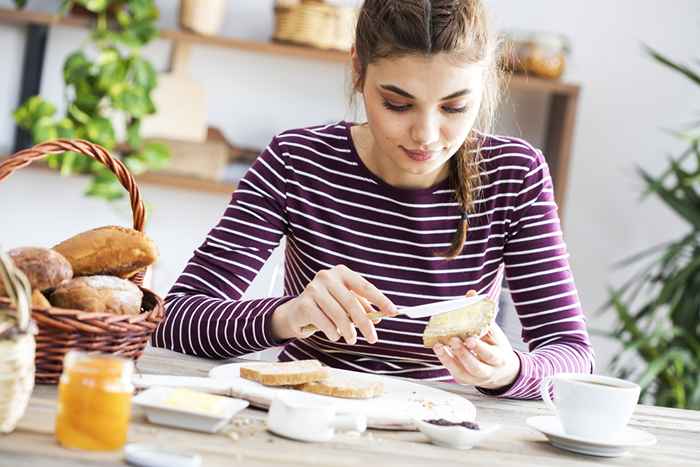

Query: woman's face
[356,53,484,189]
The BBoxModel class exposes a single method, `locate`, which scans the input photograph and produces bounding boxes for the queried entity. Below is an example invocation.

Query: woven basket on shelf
[273,0,357,51]
[0,139,165,384]
[0,247,36,433]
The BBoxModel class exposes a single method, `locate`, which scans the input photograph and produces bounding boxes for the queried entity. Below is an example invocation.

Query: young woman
[153,0,594,399]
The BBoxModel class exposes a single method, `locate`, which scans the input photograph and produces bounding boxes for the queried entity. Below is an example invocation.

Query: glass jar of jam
[55,351,134,451]
[503,30,570,80]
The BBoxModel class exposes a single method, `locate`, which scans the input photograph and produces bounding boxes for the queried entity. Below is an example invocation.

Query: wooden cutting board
[141,41,207,142]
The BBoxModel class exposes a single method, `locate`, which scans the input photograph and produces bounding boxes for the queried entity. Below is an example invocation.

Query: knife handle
[300,311,386,335]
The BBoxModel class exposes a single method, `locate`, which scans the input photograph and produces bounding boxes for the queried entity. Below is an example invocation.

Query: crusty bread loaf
[0,247,72,295]
[50,275,143,315]
[240,360,329,386]
[422,298,496,348]
[31,290,51,309]
[53,226,158,278]
[300,374,384,399]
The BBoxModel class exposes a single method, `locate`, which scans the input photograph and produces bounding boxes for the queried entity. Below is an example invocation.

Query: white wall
[1,0,699,371]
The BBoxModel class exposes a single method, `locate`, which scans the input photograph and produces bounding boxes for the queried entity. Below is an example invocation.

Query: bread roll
[50,275,143,315]
[0,247,72,295]
[53,226,158,278]
[31,290,51,309]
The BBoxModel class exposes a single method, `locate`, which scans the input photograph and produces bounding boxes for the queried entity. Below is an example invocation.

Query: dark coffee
[575,380,624,388]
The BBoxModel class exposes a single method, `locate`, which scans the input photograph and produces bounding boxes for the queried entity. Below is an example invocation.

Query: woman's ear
[350,46,363,92]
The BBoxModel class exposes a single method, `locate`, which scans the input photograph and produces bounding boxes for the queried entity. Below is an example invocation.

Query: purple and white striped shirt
[152,121,594,399]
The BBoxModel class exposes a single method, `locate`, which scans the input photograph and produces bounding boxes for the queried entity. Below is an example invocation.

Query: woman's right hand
[270,265,397,344]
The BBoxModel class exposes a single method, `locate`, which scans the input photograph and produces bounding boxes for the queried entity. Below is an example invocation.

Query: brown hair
[352,0,502,259]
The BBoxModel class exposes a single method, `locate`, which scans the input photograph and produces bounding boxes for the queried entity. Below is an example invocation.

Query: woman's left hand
[433,318,521,391]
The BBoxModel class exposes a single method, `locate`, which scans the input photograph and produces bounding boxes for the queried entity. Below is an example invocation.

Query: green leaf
[85,117,116,148]
[124,156,148,175]
[126,119,142,149]
[56,118,76,139]
[639,168,700,229]
[644,45,700,87]
[85,177,125,201]
[130,56,157,91]
[111,86,151,117]
[13,96,56,129]
[68,103,92,125]
[141,142,170,169]
[78,0,109,13]
[638,353,675,390]
[31,116,58,143]
[63,51,92,84]
[13,0,28,8]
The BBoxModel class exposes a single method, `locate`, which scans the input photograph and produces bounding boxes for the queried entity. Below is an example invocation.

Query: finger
[482,322,508,346]
[356,293,383,325]
[328,282,377,344]
[433,344,477,385]
[336,265,397,316]
[297,299,340,341]
[465,337,505,367]
[313,287,357,344]
[450,337,493,380]
[465,289,478,297]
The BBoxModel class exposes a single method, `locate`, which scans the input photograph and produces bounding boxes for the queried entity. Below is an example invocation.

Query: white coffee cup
[266,390,367,442]
[539,373,640,442]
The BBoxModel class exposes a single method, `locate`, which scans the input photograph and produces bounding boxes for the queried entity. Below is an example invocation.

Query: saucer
[526,416,657,458]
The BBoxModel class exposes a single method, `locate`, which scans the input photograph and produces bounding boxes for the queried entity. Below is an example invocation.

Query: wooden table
[1,347,698,467]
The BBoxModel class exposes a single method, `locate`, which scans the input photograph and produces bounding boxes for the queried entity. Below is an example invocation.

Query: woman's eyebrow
[379,84,471,100]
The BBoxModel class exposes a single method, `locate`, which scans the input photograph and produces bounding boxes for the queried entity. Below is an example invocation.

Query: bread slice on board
[299,374,384,399]
[422,298,496,348]
[239,360,329,386]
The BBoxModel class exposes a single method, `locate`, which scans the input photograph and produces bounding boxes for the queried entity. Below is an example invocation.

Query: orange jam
[55,351,134,451]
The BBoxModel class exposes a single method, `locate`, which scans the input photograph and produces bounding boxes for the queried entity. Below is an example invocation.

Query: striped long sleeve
[151,137,293,357]
[153,121,594,400]
[477,143,594,399]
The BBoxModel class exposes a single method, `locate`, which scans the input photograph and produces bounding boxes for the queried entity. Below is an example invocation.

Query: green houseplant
[602,47,700,410]
[12,0,169,201]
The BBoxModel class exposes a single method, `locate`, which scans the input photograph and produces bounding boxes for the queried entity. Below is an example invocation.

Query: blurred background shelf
[0,7,580,95]
[0,5,580,215]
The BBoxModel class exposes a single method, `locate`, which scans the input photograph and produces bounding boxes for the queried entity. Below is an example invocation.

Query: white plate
[526,416,657,458]
[208,362,476,431]
[133,386,249,433]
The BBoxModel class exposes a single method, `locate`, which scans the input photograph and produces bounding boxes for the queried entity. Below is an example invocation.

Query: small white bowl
[414,418,500,450]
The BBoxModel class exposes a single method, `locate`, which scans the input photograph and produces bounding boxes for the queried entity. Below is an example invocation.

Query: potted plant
[601,47,700,410]
[12,0,169,201]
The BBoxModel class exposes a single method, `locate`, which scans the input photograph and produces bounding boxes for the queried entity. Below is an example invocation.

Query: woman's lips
[401,147,439,162]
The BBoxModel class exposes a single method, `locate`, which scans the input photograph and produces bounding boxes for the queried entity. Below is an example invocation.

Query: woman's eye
[443,106,467,114]
[382,100,411,112]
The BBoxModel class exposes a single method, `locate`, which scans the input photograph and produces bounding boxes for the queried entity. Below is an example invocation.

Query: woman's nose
[410,115,440,148]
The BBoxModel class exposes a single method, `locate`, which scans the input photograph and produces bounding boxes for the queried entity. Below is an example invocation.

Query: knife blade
[400,295,486,319]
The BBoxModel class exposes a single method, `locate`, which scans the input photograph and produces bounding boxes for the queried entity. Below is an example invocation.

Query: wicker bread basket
[273,0,356,51]
[0,247,36,433]
[0,139,165,384]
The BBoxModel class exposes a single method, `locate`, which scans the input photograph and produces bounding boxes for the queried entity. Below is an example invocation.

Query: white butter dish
[133,387,249,433]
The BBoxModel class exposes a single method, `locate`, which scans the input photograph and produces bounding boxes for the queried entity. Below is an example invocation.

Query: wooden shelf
[0,6,582,218]
[0,7,580,96]
[0,157,240,195]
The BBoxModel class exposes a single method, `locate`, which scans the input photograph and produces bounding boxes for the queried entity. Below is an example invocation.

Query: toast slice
[239,360,329,386]
[299,374,384,399]
[422,298,496,348]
